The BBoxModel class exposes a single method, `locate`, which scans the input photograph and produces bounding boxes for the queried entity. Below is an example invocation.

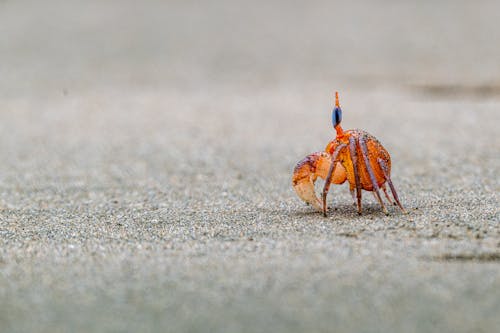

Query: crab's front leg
[292,151,346,212]
[321,143,348,216]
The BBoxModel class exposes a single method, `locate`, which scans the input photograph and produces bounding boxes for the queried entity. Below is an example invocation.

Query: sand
[0,1,499,332]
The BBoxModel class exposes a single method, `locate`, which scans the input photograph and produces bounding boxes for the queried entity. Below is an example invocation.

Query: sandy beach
[0,1,499,332]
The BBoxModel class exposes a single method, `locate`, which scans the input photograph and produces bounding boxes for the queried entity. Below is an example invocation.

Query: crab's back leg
[381,184,396,205]
[359,137,388,215]
[322,143,347,216]
[349,136,363,215]
[378,158,406,213]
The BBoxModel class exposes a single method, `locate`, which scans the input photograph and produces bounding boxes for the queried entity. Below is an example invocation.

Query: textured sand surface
[1,1,499,332]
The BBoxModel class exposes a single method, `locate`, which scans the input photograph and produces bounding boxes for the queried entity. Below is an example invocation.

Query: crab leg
[378,158,406,213]
[381,184,396,205]
[359,137,388,215]
[350,189,356,206]
[322,143,347,216]
[349,136,363,215]
[373,188,395,206]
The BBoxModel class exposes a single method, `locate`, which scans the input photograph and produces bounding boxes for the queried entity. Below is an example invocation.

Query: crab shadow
[292,202,393,219]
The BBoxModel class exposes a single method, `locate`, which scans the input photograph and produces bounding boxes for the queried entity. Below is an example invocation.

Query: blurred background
[2,0,500,96]
[1,1,499,332]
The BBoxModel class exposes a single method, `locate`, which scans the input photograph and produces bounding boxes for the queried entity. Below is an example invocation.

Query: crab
[292,92,406,217]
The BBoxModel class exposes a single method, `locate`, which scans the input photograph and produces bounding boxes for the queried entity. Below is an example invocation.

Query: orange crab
[292,92,406,217]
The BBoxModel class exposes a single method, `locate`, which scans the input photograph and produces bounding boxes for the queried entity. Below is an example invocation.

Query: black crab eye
[332,107,342,127]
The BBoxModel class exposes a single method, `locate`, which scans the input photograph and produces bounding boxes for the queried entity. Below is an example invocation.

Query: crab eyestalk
[332,91,344,137]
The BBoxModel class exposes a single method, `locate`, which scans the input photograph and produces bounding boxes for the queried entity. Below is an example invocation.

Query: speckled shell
[328,129,391,191]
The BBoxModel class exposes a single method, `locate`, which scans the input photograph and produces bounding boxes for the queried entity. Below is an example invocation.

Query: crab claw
[292,152,325,210]
[292,152,346,211]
